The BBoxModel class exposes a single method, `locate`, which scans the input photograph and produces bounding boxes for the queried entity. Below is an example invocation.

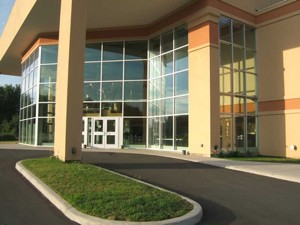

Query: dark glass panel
[124,81,147,100]
[40,65,57,83]
[84,63,100,81]
[102,62,123,81]
[103,42,123,60]
[125,61,147,80]
[85,43,101,61]
[41,45,58,64]
[125,41,147,59]
[124,102,146,116]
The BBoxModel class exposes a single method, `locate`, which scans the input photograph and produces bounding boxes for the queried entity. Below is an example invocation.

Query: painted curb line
[15,161,203,225]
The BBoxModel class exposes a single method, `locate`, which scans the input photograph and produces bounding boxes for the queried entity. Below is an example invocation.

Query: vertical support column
[54,0,86,161]
[188,20,220,156]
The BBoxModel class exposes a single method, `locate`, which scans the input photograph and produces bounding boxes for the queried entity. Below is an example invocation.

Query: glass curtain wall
[20,49,39,145]
[148,24,189,150]
[219,16,257,153]
[83,41,148,148]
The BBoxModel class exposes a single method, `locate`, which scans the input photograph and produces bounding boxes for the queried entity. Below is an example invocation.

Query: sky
[0,0,21,86]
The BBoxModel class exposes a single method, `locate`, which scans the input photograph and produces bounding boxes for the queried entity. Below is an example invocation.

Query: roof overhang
[0,0,195,76]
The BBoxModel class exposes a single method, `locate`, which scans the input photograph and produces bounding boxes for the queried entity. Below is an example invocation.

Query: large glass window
[219,16,257,153]
[148,24,189,151]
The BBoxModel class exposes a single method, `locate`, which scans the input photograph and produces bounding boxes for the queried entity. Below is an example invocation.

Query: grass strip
[22,157,192,221]
[225,156,300,164]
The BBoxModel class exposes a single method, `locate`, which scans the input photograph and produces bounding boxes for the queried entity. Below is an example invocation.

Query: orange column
[54,0,86,161]
[188,20,220,156]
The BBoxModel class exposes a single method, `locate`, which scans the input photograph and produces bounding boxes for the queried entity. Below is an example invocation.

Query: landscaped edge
[15,160,203,225]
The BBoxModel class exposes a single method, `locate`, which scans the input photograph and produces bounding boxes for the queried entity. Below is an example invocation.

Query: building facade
[1,0,300,160]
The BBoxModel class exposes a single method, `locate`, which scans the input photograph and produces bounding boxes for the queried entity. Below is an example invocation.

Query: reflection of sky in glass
[175,96,188,114]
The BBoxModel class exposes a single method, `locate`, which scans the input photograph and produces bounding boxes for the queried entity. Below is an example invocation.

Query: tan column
[188,21,220,157]
[54,0,86,161]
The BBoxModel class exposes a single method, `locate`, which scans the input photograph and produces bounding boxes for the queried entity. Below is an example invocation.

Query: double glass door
[82,117,119,149]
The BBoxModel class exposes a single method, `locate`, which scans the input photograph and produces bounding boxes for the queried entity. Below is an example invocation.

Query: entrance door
[93,118,119,149]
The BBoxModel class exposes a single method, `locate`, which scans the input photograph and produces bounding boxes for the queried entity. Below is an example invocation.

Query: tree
[0,85,21,141]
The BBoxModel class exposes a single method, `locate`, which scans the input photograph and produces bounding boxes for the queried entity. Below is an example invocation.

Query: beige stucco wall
[188,21,219,156]
[257,15,300,158]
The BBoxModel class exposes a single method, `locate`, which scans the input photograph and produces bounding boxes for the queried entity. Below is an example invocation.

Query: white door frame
[82,117,122,149]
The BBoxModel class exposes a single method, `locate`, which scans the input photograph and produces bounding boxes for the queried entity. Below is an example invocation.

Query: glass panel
[161,53,173,75]
[149,57,161,79]
[124,102,146,116]
[149,36,160,58]
[247,116,256,147]
[233,71,244,95]
[175,96,188,114]
[107,136,115,144]
[162,30,173,53]
[32,105,36,117]
[39,103,55,117]
[246,73,256,96]
[220,17,231,42]
[125,41,147,59]
[161,98,173,115]
[245,26,256,49]
[33,68,38,86]
[94,120,103,132]
[233,46,244,70]
[220,116,232,151]
[220,67,231,94]
[107,120,116,132]
[235,116,245,149]
[31,119,36,145]
[85,43,101,62]
[83,82,100,101]
[123,118,146,148]
[39,83,56,102]
[125,61,147,80]
[103,42,123,61]
[94,135,103,144]
[233,21,244,46]
[102,62,123,81]
[162,116,173,149]
[148,100,160,116]
[175,47,188,72]
[220,95,231,113]
[233,97,245,113]
[101,82,122,101]
[40,65,57,83]
[162,75,173,98]
[83,103,100,116]
[101,102,122,116]
[38,118,55,145]
[175,115,188,149]
[124,81,147,100]
[149,78,160,100]
[84,63,101,81]
[246,98,256,114]
[175,24,188,48]
[41,45,58,64]
[220,43,232,68]
[148,118,160,148]
[175,71,188,96]
[245,50,256,73]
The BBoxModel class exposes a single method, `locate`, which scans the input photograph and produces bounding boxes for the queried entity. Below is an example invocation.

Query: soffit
[0,0,195,75]
[221,0,297,15]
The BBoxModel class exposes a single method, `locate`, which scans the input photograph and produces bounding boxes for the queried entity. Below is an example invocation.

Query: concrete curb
[15,161,202,225]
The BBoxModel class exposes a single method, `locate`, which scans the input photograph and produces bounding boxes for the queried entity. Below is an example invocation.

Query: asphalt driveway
[83,152,300,225]
[2,148,300,225]
[0,149,78,225]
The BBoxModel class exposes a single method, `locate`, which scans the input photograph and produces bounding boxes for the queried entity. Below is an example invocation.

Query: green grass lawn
[225,156,300,164]
[22,157,192,221]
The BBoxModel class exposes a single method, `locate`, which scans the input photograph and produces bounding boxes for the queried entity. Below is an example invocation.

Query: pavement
[2,144,300,225]
[2,143,300,184]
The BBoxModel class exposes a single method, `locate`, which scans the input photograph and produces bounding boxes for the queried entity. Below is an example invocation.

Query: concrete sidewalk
[2,143,300,184]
